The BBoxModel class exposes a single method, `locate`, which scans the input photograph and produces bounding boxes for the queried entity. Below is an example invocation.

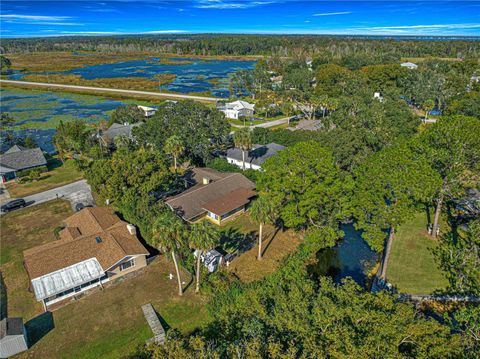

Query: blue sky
[1,1,480,38]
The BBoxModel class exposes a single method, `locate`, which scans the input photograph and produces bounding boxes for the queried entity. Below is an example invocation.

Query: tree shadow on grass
[0,273,7,320]
[220,228,256,254]
[47,158,63,171]
[152,308,171,333]
[261,226,281,257]
[25,311,55,347]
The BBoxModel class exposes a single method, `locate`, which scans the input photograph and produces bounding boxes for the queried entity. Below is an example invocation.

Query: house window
[208,211,218,220]
[120,258,135,271]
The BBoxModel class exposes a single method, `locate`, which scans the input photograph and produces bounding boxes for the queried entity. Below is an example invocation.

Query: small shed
[0,318,28,358]
[203,249,224,273]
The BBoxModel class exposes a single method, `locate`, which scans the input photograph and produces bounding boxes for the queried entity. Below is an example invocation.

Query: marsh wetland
[8,52,256,97]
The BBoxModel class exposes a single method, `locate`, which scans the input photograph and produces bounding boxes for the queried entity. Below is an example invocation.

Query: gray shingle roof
[0,318,24,338]
[0,146,47,172]
[227,143,286,166]
[5,145,27,154]
[102,123,141,141]
[288,120,322,132]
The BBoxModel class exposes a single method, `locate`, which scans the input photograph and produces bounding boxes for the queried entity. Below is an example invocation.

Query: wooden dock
[141,303,166,345]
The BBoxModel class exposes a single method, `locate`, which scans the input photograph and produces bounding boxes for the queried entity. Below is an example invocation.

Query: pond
[310,224,379,287]
[10,57,256,98]
[0,88,128,153]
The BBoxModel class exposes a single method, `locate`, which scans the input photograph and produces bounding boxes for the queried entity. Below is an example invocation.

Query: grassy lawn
[0,200,73,319]
[229,119,266,126]
[1,200,210,358]
[19,259,209,359]
[222,213,301,283]
[6,159,83,198]
[386,212,449,295]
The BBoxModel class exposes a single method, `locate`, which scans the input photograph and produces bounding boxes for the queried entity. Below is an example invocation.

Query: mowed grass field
[222,213,301,283]
[0,200,210,359]
[386,212,449,295]
[6,159,83,198]
[0,200,72,319]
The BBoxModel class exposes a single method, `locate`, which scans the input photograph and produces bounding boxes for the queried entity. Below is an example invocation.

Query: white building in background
[400,62,418,70]
[137,105,157,117]
[226,143,286,171]
[220,100,255,119]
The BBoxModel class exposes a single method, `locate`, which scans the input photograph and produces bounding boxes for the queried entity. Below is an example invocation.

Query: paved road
[1,180,94,213]
[231,116,292,129]
[0,79,219,103]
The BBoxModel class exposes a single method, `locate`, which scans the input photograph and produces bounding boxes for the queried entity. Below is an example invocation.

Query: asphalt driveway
[2,180,94,213]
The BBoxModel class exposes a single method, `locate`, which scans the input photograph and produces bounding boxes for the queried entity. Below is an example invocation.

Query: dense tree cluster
[3,35,479,61]
[109,104,144,126]
[133,240,463,359]
[133,101,230,164]
[40,35,480,358]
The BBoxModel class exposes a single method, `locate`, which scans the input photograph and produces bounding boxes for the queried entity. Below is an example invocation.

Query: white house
[137,105,157,117]
[220,100,255,120]
[400,62,418,70]
[226,143,286,171]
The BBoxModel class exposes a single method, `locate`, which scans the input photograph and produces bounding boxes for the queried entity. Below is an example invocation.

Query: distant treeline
[2,34,479,61]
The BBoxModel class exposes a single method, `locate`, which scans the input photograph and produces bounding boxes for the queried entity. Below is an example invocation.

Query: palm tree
[189,221,219,293]
[164,135,185,173]
[233,127,252,171]
[249,196,276,260]
[151,211,186,296]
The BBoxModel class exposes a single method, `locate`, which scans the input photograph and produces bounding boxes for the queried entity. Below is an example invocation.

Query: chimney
[202,177,211,185]
[127,224,137,236]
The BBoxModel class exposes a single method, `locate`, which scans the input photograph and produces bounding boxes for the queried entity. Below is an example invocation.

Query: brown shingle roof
[24,207,148,279]
[203,187,256,216]
[165,170,255,221]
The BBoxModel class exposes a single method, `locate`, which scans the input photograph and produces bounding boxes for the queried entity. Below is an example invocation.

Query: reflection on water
[0,89,126,153]
[311,224,379,287]
[10,57,256,98]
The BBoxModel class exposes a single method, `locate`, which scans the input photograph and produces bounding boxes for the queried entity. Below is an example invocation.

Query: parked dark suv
[1,199,26,213]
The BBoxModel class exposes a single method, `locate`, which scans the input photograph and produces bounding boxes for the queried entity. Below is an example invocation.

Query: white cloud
[313,12,352,17]
[143,30,188,34]
[195,1,274,9]
[0,14,72,21]
[0,14,82,26]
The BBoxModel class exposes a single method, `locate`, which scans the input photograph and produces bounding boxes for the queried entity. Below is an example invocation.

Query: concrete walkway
[1,180,94,213]
[0,79,219,103]
[142,303,166,345]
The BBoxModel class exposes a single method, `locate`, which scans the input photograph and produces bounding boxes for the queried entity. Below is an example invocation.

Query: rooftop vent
[95,236,102,243]
[127,224,137,236]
